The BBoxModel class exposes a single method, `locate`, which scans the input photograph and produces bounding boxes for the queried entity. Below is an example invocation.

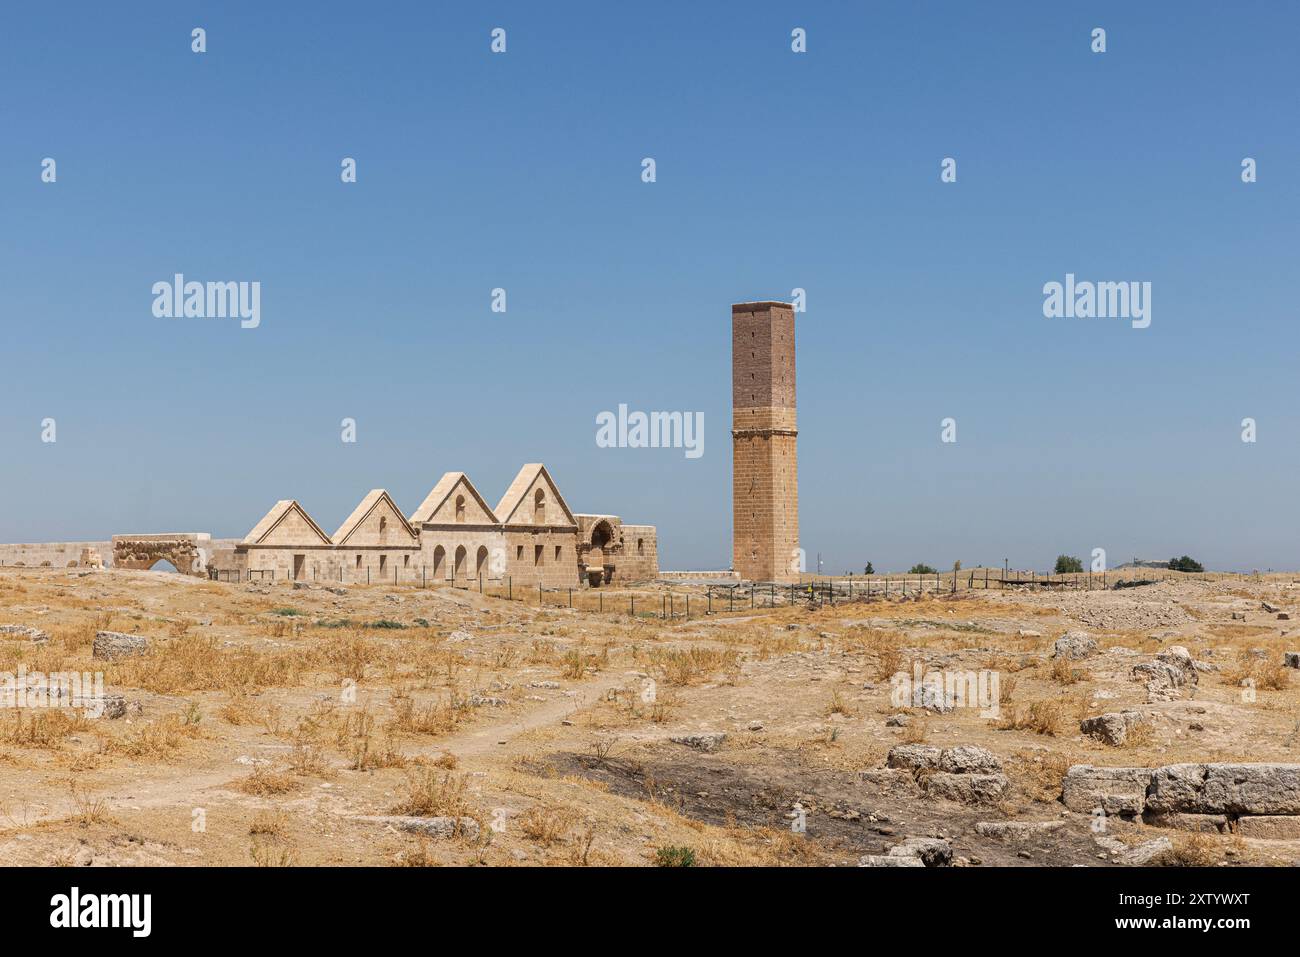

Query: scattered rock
[1053,631,1098,660]
[974,820,1066,840]
[746,720,764,731]
[1080,711,1145,747]
[0,624,49,643]
[884,714,909,727]
[1132,646,1198,700]
[363,815,480,840]
[922,772,1009,806]
[669,732,726,753]
[886,836,952,867]
[1284,653,1300,670]
[1119,837,1172,866]
[92,630,149,660]
[858,855,924,867]
[857,769,922,793]
[938,745,1002,775]
[886,745,942,771]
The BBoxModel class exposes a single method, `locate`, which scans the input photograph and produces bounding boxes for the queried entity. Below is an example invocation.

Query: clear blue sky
[2,1,1297,573]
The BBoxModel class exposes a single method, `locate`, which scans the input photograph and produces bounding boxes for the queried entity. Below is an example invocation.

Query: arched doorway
[454,545,467,579]
[149,559,179,574]
[433,545,446,579]
[475,546,489,580]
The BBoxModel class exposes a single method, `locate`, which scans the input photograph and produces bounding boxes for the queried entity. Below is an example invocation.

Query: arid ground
[0,567,1297,867]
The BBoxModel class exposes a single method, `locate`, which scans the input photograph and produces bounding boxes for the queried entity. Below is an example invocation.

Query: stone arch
[432,545,446,579]
[475,545,489,580]
[534,488,546,523]
[454,545,467,579]
[112,534,210,577]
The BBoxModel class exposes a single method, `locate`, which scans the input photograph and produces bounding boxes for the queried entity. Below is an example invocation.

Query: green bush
[1054,555,1083,574]
[654,846,696,867]
[1168,555,1204,573]
[908,564,937,575]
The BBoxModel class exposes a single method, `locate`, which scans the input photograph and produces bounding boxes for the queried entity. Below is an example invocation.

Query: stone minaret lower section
[732,301,799,583]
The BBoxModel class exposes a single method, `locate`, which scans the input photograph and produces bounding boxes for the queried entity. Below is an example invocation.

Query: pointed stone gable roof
[409,472,498,525]
[242,500,332,546]
[333,489,418,545]
[495,463,577,527]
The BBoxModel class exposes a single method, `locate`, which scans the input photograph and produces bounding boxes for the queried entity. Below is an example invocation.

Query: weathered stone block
[1060,765,1152,816]
[93,630,149,660]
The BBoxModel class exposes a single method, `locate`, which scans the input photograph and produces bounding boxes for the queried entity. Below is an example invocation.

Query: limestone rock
[886,836,952,867]
[1284,652,1300,669]
[857,768,921,793]
[1080,711,1145,746]
[1142,811,1229,834]
[922,772,1008,805]
[93,630,149,660]
[1132,646,1198,700]
[1053,631,1098,660]
[886,744,942,771]
[974,820,1066,840]
[1060,765,1153,816]
[1119,837,1172,866]
[669,732,726,753]
[364,815,480,840]
[858,855,924,867]
[938,745,1002,775]
[1234,815,1300,840]
[1146,763,1300,816]
[0,624,49,643]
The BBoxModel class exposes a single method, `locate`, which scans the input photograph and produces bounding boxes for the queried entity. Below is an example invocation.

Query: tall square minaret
[732,301,799,582]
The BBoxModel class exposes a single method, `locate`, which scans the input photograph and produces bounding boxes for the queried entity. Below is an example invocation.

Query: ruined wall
[0,541,110,568]
[617,524,659,582]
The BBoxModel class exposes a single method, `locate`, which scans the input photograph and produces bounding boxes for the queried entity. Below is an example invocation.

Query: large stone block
[1060,765,1153,816]
[1146,763,1300,815]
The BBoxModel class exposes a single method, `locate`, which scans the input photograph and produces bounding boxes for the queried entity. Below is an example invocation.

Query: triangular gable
[409,472,498,525]
[242,500,332,546]
[495,463,576,527]
[333,490,418,546]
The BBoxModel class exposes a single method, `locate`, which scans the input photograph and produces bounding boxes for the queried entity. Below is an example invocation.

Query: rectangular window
[379,555,388,572]
[516,545,523,560]
[534,545,543,566]
[555,546,562,560]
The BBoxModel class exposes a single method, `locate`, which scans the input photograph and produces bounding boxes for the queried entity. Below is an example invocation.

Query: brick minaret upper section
[732,301,799,582]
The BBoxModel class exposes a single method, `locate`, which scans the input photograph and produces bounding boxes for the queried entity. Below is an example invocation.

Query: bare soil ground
[0,567,1297,867]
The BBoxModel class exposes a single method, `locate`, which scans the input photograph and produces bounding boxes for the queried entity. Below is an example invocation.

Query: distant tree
[1168,555,1204,573]
[909,563,937,575]
[864,562,875,575]
[1055,555,1084,574]
[953,560,962,572]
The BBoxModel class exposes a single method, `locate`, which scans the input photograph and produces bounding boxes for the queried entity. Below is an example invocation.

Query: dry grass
[996,700,1062,736]
[649,646,739,686]
[235,765,303,796]
[249,810,289,837]
[520,805,575,846]
[390,769,471,818]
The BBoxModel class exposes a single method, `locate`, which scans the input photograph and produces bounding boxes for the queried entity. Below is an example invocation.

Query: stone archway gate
[111,533,214,577]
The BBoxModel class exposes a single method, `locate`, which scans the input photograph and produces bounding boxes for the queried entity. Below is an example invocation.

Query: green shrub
[654,846,696,867]
[1054,555,1083,574]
